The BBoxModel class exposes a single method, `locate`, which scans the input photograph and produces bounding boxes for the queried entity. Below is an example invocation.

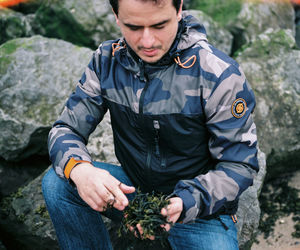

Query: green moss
[14,188,24,198]
[189,0,242,26]
[0,39,20,55]
[34,204,50,219]
[234,29,296,58]
[0,40,19,75]
[17,213,26,223]
[0,197,12,216]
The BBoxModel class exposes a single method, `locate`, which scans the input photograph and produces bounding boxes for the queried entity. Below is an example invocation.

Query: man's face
[114,0,182,63]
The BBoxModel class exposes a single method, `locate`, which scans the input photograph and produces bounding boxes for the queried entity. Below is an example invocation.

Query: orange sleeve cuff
[64,157,91,179]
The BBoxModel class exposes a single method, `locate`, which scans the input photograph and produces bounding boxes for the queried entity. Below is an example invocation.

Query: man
[42,0,259,249]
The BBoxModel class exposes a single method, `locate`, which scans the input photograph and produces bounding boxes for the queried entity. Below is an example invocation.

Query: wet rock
[236,28,300,177]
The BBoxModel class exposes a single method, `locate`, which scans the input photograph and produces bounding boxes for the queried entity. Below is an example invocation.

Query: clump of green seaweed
[258,175,300,239]
[118,190,172,249]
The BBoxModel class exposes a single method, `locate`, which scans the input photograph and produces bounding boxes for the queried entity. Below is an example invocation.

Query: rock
[0,169,59,250]
[87,113,119,165]
[0,241,6,250]
[0,157,49,199]
[1,0,121,49]
[0,36,92,161]
[237,149,267,250]
[229,1,295,52]
[32,0,120,49]
[0,7,35,45]
[235,28,300,177]
[296,24,300,48]
[185,10,233,55]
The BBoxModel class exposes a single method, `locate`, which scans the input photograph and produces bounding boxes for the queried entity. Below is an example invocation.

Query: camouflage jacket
[48,13,259,223]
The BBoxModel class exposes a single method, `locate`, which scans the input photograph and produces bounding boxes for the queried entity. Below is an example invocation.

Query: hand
[129,197,183,240]
[161,197,183,231]
[70,163,135,212]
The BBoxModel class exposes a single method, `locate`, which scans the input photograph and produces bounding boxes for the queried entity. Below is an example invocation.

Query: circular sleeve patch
[231,98,247,118]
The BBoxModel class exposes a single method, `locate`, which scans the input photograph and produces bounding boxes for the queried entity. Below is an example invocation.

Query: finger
[105,182,130,208]
[93,186,115,206]
[136,223,144,237]
[162,198,183,216]
[161,223,171,232]
[161,207,168,216]
[147,235,155,240]
[119,182,136,194]
[127,224,135,232]
[136,224,155,240]
[167,213,181,223]
[84,195,106,212]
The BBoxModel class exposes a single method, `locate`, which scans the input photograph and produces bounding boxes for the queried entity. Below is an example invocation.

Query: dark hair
[110,0,182,16]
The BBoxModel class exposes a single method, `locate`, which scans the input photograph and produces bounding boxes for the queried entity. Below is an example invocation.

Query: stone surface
[32,0,120,49]
[0,36,92,161]
[229,1,295,52]
[0,7,35,45]
[0,156,48,199]
[236,149,267,250]
[235,28,300,177]
[0,169,59,250]
[87,113,119,165]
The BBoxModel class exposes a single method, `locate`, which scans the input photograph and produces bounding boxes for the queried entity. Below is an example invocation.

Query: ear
[177,0,183,21]
[112,8,120,26]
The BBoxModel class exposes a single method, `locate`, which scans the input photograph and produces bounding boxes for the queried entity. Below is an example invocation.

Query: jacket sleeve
[173,63,259,223]
[48,46,107,180]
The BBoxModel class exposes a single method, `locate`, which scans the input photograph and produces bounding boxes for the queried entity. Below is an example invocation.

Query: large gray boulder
[235,28,300,177]
[229,1,295,50]
[32,0,120,48]
[185,10,233,55]
[0,36,92,161]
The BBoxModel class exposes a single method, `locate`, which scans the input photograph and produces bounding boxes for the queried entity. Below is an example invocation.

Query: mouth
[141,48,159,57]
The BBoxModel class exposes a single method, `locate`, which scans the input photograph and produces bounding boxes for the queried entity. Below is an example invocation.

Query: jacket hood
[111,11,208,73]
[178,11,208,50]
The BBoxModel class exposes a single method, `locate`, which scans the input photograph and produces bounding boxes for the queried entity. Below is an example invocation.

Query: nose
[140,28,155,48]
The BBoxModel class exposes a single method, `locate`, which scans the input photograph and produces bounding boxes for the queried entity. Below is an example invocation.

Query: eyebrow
[123,19,170,29]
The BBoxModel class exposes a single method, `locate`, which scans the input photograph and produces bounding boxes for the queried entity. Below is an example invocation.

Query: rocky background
[0,0,299,249]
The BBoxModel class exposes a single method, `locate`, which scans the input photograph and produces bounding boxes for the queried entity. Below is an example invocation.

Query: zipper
[153,120,166,168]
[138,59,149,114]
[137,59,153,185]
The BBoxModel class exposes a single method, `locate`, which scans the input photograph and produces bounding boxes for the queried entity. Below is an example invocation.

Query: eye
[154,25,165,30]
[128,26,141,31]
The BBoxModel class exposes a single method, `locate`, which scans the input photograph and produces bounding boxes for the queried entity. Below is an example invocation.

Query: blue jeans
[42,162,238,250]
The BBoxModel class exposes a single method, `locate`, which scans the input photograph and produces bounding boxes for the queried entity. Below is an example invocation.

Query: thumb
[119,183,135,194]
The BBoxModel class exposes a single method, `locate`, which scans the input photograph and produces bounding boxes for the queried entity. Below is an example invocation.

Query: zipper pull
[153,120,160,156]
[153,120,160,130]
